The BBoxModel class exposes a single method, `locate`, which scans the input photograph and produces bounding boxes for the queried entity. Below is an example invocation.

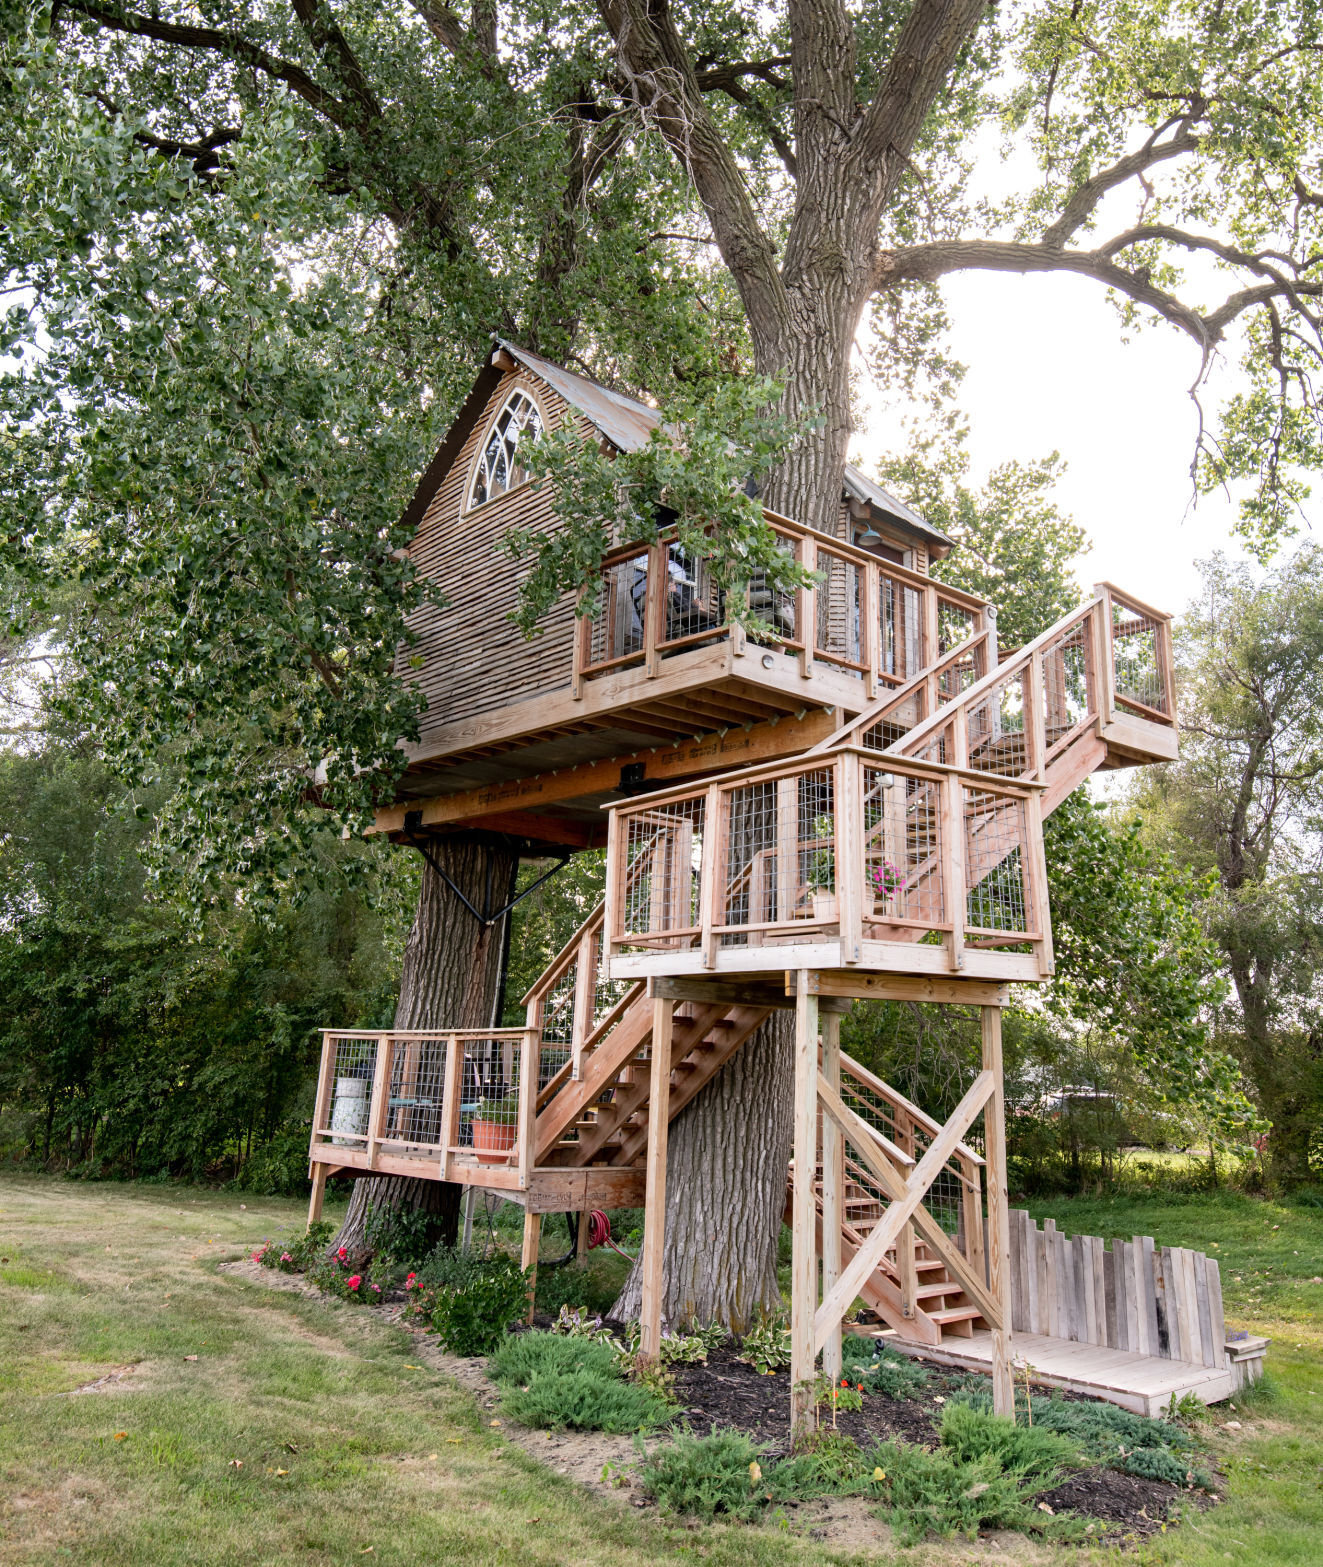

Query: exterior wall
[838,500,930,574]
[403,370,589,750]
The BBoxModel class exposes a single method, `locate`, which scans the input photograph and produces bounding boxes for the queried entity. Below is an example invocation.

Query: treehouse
[308,344,1260,1430]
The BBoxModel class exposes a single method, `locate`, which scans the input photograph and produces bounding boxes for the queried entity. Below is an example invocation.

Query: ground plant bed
[664,1341,1213,1540]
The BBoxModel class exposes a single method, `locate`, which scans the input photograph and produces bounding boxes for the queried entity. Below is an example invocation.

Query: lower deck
[861,1328,1251,1419]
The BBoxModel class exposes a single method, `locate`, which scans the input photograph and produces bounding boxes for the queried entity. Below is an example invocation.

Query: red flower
[346,1274,362,1292]
[337,1246,348,1263]
[857,1383,865,1392]
[841,1378,850,1388]
[405,1272,417,1288]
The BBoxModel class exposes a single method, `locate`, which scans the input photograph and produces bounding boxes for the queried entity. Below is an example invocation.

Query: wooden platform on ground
[857,1327,1235,1417]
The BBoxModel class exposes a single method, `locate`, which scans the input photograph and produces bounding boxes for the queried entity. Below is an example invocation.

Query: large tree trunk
[611,1014,794,1331]
[330,833,520,1259]
[610,278,867,1331]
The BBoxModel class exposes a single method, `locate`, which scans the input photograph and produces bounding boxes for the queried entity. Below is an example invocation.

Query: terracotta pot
[472,1118,518,1164]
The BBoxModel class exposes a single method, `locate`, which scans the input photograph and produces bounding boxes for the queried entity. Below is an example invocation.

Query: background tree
[1135,546,1323,1187]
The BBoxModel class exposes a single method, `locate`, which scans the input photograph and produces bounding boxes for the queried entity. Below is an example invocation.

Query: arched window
[468,389,543,509]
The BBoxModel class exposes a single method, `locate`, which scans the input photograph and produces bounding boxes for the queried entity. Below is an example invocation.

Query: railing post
[518,1026,538,1188]
[311,1031,337,1146]
[923,579,939,673]
[646,539,666,678]
[982,1006,1014,1417]
[942,774,966,973]
[572,590,590,700]
[1023,790,1055,977]
[863,562,879,700]
[365,1034,392,1171]
[1092,587,1116,726]
[640,995,674,1357]
[700,782,723,969]
[1024,652,1047,781]
[898,1222,918,1320]
[836,754,863,965]
[440,1032,463,1182]
[603,812,621,961]
[799,535,816,682]
[570,927,595,1081]
[821,1005,844,1379]
[961,1157,986,1287]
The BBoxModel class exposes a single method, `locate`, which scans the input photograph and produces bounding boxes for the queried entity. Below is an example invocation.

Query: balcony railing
[572,512,993,700]
[604,747,1050,974]
[310,1026,538,1182]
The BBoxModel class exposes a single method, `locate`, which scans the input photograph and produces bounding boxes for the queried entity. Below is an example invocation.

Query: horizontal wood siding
[404,372,589,745]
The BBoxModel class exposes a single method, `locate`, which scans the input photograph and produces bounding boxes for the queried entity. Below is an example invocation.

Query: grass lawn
[0,1174,1319,1566]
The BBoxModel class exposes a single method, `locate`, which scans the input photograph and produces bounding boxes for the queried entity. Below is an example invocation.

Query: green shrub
[253,1220,333,1274]
[939,1402,1079,1481]
[232,1126,318,1196]
[499,1370,671,1434]
[1119,1445,1212,1489]
[488,1330,622,1386]
[408,1245,529,1356]
[534,1260,621,1320]
[736,1318,791,1374]
[772,1429,869,1495]
[867,1439,1059,1546]
[363,1200,438,1270]
[639,1430,772,1520]
[306,1246,386,1304]
[841,1335,932,1399]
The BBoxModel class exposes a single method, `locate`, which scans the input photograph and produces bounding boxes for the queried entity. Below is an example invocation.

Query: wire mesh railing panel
[657,540,726,650]
[747,530,802,650]
[965,672,1029,778]
[590,925,633,1023]
[814,548,865,671]
[1110,597,1168,717]
[718,767,837,934]
[936,645,984,704]
[325,1036,379,1146]
[902,717,955,768]
[457,1035,524,1154]
[619,796,706,944]
[537,956,577,1087]
[937,598,976,655]
[585,548,649,670]
[879,575,925,681]
[861,767,946,927]
[964,788,1032,935]
[860,714,917,753]
[382,1035,450,1151]
[1041,620,1093,750]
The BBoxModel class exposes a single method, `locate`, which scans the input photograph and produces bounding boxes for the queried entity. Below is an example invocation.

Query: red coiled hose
[586,1208,635,1259]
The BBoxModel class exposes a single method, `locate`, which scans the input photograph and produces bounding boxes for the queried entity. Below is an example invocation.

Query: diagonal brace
[813,1069,994,1352]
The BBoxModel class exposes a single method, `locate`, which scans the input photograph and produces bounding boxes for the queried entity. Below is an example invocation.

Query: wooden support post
[521,1209,542,1326]
[942,773,966,973]
[981,1006,1014,1417]
[898,1221,918,1321]
[799,537,816,681]
[307,1161,327,1228]
[639,996,674,1356]
[365,1035,392,1171]
[836,754,862,965]
[820,1007,844,1380]
[440,1033,463,1183]
[791,977,820,1437]
[517,1027,538,1188]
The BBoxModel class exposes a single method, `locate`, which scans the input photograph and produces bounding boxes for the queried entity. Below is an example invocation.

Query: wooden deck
[864,1328,1237,1418]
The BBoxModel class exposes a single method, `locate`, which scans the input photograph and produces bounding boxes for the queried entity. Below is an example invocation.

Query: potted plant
[867,859,907,919]
[471,1095,519,1163]
[806,813,837,922]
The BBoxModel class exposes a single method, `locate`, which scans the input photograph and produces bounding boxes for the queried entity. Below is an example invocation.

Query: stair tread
[929,1306,984,1324]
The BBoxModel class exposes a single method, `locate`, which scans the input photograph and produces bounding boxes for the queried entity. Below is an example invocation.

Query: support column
[521,1210,542,1326]
[820,1007,844,1380]
[307,1162,327,1228]
[790,977,820,1437]
[982,1005,1014,1416]
[639,995,674,1356]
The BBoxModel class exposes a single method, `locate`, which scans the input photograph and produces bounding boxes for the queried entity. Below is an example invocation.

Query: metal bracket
[405,833,572,927]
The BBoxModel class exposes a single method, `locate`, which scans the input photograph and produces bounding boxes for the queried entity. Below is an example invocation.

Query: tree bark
[329,833,520,1258]
[611,1011,793,1331]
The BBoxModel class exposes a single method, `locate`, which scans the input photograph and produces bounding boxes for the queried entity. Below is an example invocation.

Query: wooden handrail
[840,1050,985,1168]
[520,902,604,1008]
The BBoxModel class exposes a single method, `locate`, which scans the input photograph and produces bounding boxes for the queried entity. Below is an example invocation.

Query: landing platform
[855,1327,1235,1418]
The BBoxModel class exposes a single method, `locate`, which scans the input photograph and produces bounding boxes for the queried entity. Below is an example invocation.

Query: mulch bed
[663,1342,1214,1541]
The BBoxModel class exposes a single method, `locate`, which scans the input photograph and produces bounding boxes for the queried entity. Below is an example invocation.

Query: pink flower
[337,1246,348,1263]
[346,1274,362,1292]
[369,1283,382,1294]
[280,1252,293,1263]
[405,1273,418,1289]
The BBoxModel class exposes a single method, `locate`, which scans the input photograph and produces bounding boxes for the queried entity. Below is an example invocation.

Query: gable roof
[401,339,952,553]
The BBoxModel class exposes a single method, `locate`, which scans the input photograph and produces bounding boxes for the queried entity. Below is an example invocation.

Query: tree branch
[60,0,358,128]
[1041,126,1201,249]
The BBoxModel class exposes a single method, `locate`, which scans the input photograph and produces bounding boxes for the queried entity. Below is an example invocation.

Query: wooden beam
[373,709,841,835]
[459,810,603,848]
[521,1210,542,1326]
[306,1162,327,1228]
[791,979,820,1436]
[982,1006,1014,1416]
[821,1008,844,1380]
[791,972,1009,1006]
[650,976,795,1009]
[639,997,673,1357]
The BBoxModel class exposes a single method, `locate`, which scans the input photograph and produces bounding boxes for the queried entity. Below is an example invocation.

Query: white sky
[854,268,1266,619]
